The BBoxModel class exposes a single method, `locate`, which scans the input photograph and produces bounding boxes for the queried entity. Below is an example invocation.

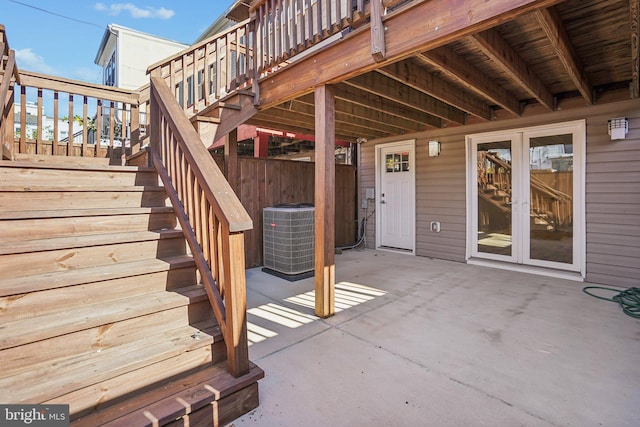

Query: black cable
[8,0,104,29]
[582,286,640,319]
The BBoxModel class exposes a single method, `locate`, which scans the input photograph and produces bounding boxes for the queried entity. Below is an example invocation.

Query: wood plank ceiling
[246,0,639,142]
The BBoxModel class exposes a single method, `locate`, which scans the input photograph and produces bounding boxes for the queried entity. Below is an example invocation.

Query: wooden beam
[334,83,442,129]
[370,0,386,61]
[345,72,467,124]
[314,85,335,318]
[417,47,521,116]
[534,7,593,105]
[471,28,555,111]
[379,59,491,121]
[258,0,564,108]
[632,0,639,98]
[276,96,420,135]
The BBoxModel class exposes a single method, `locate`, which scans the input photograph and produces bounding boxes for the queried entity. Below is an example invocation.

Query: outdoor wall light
[428,140,441,156]
[608,117,628,140]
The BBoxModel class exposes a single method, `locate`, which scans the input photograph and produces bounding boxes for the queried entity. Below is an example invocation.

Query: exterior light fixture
[428,140,441,156]
[608,117,628,140]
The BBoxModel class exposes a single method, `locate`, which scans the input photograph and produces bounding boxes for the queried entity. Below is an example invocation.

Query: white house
[94,24,188,90]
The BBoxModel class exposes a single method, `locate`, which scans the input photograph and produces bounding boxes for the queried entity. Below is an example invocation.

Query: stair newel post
[220,223,250,377]
[149,69,162,160]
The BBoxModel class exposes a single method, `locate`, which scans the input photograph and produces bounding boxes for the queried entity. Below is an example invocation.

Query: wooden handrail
[150,76,252,377]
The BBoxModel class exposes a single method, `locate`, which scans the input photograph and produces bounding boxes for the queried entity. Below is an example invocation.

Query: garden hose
[582,286,640,319]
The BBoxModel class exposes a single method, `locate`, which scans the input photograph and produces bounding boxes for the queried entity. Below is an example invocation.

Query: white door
[467,120,585,274]
[376,141,415,251]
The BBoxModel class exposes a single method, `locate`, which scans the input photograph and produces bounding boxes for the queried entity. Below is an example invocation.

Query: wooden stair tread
[0,285,209,351]
[12,153,111,166]
[0,320,222,405]
[0,206,174,220]
[0,255,195,298]
[73,362,265,426]
[0,229,185,255]
[0,159,155,173]
[0,184,165,192]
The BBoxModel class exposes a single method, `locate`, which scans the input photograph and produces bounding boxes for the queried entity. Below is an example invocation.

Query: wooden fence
[214,155,356,268]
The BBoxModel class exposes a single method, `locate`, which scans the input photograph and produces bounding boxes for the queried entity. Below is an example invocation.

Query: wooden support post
[254,132,269,157]
[225,127,239,194]
[314,84,335,318]
[222,228,250,377]
[370,0,386,62]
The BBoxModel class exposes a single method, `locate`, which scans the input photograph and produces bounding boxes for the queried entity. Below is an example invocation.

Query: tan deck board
[0,255,195,297]
[0,229,184,255]
[0,322,218,405]
[0,286,208,350]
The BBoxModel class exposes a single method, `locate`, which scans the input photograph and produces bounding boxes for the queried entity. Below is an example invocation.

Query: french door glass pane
[477,141,512,256]
[529,134,573,264]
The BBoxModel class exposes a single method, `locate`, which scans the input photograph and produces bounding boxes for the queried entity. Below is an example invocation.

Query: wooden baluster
[82,96,88,157]
[120,103,127,164]
[51,91,58,156]
[36,88,43,154]
[282,0,290,58]
[298,0,305,51]
[108,101,115,154]
[68,94,74,156]
[306,0,313,47]
[19,85,26,153]
[130,101,139,155]
[269,0,276,66]
[315,0,323,42]
[95,99,102,157]
[290,0,298,54]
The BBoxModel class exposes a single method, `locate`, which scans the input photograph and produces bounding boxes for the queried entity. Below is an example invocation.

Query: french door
[467,121,585,274]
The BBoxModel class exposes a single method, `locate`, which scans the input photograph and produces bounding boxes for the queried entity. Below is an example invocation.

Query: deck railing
[150,76,253,377]
[147,0,413,116]
[9,71,142,162]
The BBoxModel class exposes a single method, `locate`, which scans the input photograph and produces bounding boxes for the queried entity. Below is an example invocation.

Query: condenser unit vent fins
[263,205,315,275]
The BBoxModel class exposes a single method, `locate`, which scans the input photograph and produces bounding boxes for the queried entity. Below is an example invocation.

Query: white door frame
[375,139,416,254]
[466,120,586,278]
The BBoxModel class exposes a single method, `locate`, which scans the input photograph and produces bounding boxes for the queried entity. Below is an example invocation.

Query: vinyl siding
[359,98,640,287]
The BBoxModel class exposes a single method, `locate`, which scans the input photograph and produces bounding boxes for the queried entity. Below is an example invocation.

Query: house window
[104,51,116,86]
[385,152,410,172]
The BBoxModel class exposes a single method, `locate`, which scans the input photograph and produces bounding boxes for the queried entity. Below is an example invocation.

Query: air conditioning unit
[263,204,315,277]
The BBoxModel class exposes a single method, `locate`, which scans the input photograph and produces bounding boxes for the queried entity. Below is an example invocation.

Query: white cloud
[94,3,175,19]
[15,48,55,74]
[74,67,102,84]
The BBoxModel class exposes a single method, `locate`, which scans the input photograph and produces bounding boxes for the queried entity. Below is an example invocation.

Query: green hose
[582,286,640,319]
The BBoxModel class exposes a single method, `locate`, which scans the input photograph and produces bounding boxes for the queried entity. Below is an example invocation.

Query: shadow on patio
[235,249,640,427]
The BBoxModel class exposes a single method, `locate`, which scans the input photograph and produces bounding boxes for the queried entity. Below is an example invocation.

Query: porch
[239,248,640,426]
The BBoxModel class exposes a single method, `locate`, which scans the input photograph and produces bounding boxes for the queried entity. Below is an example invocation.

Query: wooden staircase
[0,154,263,426]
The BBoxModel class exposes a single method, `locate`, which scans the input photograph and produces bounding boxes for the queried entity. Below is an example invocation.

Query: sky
[2,0,237,83]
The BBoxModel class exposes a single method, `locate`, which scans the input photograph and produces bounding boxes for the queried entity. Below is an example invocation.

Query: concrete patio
[233,249,640,427]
